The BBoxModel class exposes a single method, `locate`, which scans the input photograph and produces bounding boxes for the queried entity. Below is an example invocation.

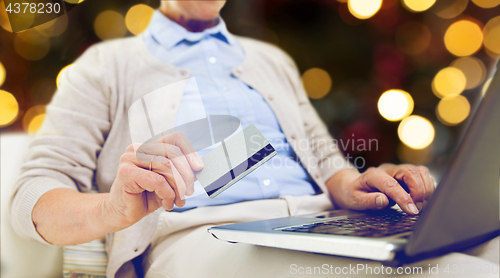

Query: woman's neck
[161,11,220,33]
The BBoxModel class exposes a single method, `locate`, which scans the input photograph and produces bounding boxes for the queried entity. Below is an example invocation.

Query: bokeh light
[13,35,51,61]
[398,115,435,149]
[22,105,46,134]
[402,0,436,12]
[16,28,49,45]
[0,0,12,32]
[94,10,127,41]
[395,22,432,55]
[450,57,486,89]
[35,15,68,37]
[125,4,154,35]
[0,90,19,127]
[433,0,469,19]
[471,0,500,8]
[1,2,34,32]
[0,61,5,87]
[56,64,75,88]
[432,67,466,98]
[444,20,483,56]
[378,89,414,121]
[348,0,383,19]
[301,68,332,99]
[397,143,434,165]
[483,16,500,54]
[482,77,493,96]
[436,95,470,126]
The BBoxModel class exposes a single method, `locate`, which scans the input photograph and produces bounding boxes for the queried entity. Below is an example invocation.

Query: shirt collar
[147,10,235,50]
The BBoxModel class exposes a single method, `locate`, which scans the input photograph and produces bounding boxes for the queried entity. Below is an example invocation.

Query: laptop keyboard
[280,212,419,238]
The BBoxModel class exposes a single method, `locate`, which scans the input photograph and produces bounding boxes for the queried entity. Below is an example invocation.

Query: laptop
[208,60,500,265]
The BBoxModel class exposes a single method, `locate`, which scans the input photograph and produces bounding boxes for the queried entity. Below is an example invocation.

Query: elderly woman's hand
[326,164,435,215]
[105,131,203,231]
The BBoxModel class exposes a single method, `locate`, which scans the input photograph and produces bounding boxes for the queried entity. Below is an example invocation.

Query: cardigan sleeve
[279,52,354,182]
[9,44,112,244]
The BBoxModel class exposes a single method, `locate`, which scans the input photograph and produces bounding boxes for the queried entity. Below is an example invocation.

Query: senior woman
[9,1,440,277]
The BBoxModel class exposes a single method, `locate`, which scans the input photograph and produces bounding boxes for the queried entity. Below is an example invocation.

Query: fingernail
[376,196,384,208]
[194,157,203,168]
[407,203,419,214]
[416,202,423,211]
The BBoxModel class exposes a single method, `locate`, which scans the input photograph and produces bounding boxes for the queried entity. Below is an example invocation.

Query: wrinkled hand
[104,131,203,230]
[327,164,435,215]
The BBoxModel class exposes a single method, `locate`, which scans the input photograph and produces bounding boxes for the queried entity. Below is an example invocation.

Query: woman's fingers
[130,144,195,200]
[118,162,177,210]
[361,168,419,215]
[154,131,204,171]
[385,165,433,211]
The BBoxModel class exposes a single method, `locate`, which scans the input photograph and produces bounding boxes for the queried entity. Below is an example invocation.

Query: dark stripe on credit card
[205,143,276,197]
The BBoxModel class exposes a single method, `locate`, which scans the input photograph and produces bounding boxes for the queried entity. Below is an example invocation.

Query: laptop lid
[405,60,500,258]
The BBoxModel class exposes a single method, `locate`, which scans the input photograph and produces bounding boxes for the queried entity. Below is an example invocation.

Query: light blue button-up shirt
[143,11,316,210]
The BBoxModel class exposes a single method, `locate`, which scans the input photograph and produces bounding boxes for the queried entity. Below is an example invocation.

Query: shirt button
[223,86,230,92]
[263,179,271,186]
[209,57,217,64]
[315,174,320,179]
[268,95,273,101]
[290,134,296,140]
[180,70,189,77]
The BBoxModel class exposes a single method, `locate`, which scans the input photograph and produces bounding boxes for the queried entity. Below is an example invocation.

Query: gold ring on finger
[149,155,158,171]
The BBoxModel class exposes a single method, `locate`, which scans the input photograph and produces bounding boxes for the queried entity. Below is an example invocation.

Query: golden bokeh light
[35,15,68,37]
[0,2,34,32]
[433,0,468,19]
[16,28,49,45]
[125,4,154,35]
[395,22,432,55]
[398,115,435,150]
[0,61,5,87]
[13,35,50,61]
[22,105,46,134]
[27,114,46,134]
[471,0,500,8]
[0,90,19,127]
[378,89,414,121]
[402,0,436,12]
[451,57,486,89]
[94,10,127,41]
[348,0,383,19]
[483,16,500,54]
[301,68,332,99]
[64,0,85,3]
[397,143,434,165]
[432,67,466,98]
[0,0,12,32]
[444,20,483,56]
[56,64,75,88]
[436,95,470,126]
[482,77,493,96]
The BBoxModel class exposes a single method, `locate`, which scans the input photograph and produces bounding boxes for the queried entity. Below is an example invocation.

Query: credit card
[195,124,277,198]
